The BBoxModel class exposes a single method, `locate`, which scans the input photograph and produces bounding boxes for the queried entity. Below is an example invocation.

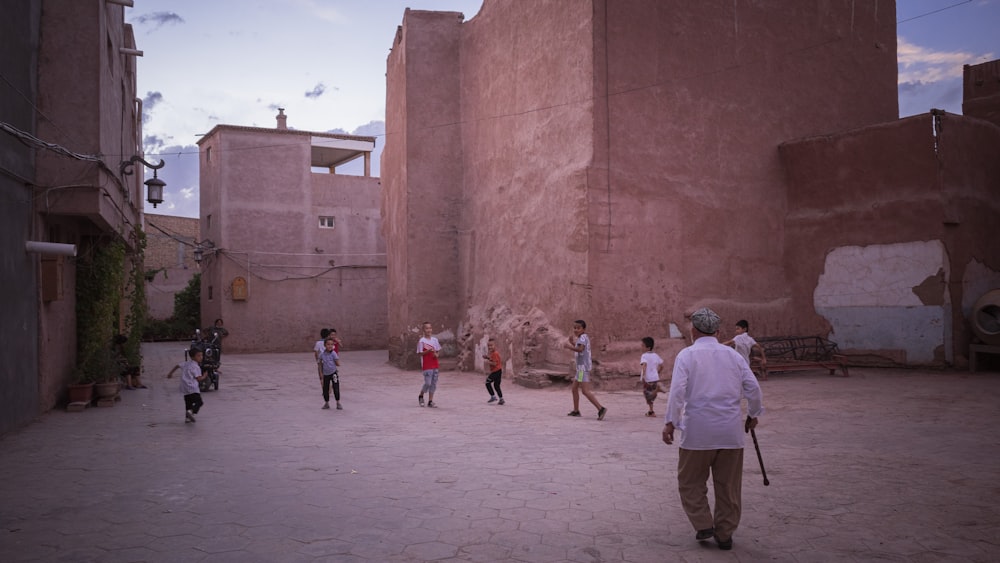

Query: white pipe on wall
[25,241,77,257]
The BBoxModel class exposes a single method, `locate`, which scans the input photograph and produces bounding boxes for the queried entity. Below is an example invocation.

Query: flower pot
[95,382,119,400]
[68,382,95,404]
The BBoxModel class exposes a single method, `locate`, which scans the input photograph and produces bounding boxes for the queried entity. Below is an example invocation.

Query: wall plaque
[231,276,248,301]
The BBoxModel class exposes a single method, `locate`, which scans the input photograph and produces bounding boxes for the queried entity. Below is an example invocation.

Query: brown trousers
[677,448,744,541]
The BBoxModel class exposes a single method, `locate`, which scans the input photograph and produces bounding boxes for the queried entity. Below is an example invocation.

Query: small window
[207,214,212,230]
[319,216,335,229]
[205,147,212,162]
[208,285,213,300]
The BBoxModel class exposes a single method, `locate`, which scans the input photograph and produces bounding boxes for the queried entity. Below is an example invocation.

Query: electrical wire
[897,0,973,24]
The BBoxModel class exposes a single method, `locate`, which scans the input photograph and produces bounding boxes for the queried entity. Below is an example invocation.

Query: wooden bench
[750,336,849,380]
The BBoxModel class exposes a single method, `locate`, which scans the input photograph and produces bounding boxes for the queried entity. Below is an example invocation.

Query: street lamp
[193,239,215,264]
[120,155,166,208]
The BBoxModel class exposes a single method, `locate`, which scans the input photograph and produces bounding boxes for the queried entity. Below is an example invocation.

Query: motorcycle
[186,328,222,391]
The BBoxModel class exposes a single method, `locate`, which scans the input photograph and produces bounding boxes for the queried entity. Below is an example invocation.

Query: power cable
[897,0,972,24]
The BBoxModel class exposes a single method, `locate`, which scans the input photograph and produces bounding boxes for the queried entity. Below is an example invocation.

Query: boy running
[167,348,208,423]
[564,319,607,420]
[483,338,504,405]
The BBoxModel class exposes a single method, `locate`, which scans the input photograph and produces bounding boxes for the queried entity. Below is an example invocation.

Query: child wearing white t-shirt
[639,336,664,417]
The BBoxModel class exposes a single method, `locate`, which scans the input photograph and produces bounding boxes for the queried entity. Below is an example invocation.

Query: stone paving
[1,342,998,562]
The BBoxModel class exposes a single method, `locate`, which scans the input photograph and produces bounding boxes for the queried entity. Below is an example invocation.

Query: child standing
[639,336,664,417]
[564,319,607,420]
[483,338,504,405]
[721,319,766,371]
[328,328,342,353]
[167,348,208,423]
[313,328,331,384]
[318,337,342,410]
[417,321,441,408]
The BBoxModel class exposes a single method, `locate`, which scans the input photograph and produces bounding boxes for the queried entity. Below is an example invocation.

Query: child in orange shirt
[483,338,504,405]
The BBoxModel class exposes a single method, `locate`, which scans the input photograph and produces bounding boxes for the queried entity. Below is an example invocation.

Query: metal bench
[751,336,849,380]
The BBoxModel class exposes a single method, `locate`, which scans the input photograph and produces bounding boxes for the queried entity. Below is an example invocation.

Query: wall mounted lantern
[120,155,166,208]
[193,240,215,264]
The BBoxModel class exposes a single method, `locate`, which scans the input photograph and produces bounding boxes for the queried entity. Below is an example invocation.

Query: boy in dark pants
[319,337,342,410]
[483,338,504,405]
[167,348,208,423]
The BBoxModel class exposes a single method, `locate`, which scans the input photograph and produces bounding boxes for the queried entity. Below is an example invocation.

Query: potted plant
[67,370,96,404]
[93,348,122,400]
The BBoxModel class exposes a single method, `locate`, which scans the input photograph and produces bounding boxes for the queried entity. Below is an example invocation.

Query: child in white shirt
[639,336,664,417]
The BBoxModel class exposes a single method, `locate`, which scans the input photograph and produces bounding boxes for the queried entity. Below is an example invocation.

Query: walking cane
[746,415,770,486]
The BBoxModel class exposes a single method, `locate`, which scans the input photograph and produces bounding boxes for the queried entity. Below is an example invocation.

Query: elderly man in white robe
[662,307,764,551]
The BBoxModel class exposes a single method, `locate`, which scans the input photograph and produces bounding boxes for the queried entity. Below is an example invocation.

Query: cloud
[292,0,345,24]
[305,83,327,99]
[898,78,966,117]
[352,121,386,137]
[143,134,166,153]
[133,11,185,30]
[897,37,992,84]
[142,91,163,123]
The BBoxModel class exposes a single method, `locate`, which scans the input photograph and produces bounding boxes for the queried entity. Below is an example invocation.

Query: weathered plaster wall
[398,0,898,376]
[781,112,1000,365]
[590,0,898,344]
[386,1,999,374]
[382,20,409,365]
[815,241,949,363]
[384,10,465,368]
[451,1,598,373]
[199,128,386,353]
[936,114,1000,356]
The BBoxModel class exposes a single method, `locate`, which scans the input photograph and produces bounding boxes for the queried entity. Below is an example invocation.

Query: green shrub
[142,272,200,341]
[76,238,126,383]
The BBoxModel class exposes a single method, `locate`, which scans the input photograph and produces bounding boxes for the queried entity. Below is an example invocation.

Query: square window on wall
[319,216,335,229]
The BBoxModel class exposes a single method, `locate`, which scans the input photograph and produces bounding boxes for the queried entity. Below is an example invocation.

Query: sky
[132,0,1000,218]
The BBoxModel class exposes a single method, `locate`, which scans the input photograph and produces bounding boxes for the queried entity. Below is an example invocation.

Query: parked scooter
[186,329,221,391]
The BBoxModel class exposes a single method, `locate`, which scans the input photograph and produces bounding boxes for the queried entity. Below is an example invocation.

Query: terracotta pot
[94,382,119,399]
[68,382,95,404]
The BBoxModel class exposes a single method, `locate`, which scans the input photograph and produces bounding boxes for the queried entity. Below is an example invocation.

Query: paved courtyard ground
[1,342,998,562]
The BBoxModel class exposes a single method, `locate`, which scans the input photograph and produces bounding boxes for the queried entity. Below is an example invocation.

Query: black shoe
[597,407,607,420]
[715,535,733,550]
[418,395,425,407]
[567,410,581,417]
[695,528,714,541]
